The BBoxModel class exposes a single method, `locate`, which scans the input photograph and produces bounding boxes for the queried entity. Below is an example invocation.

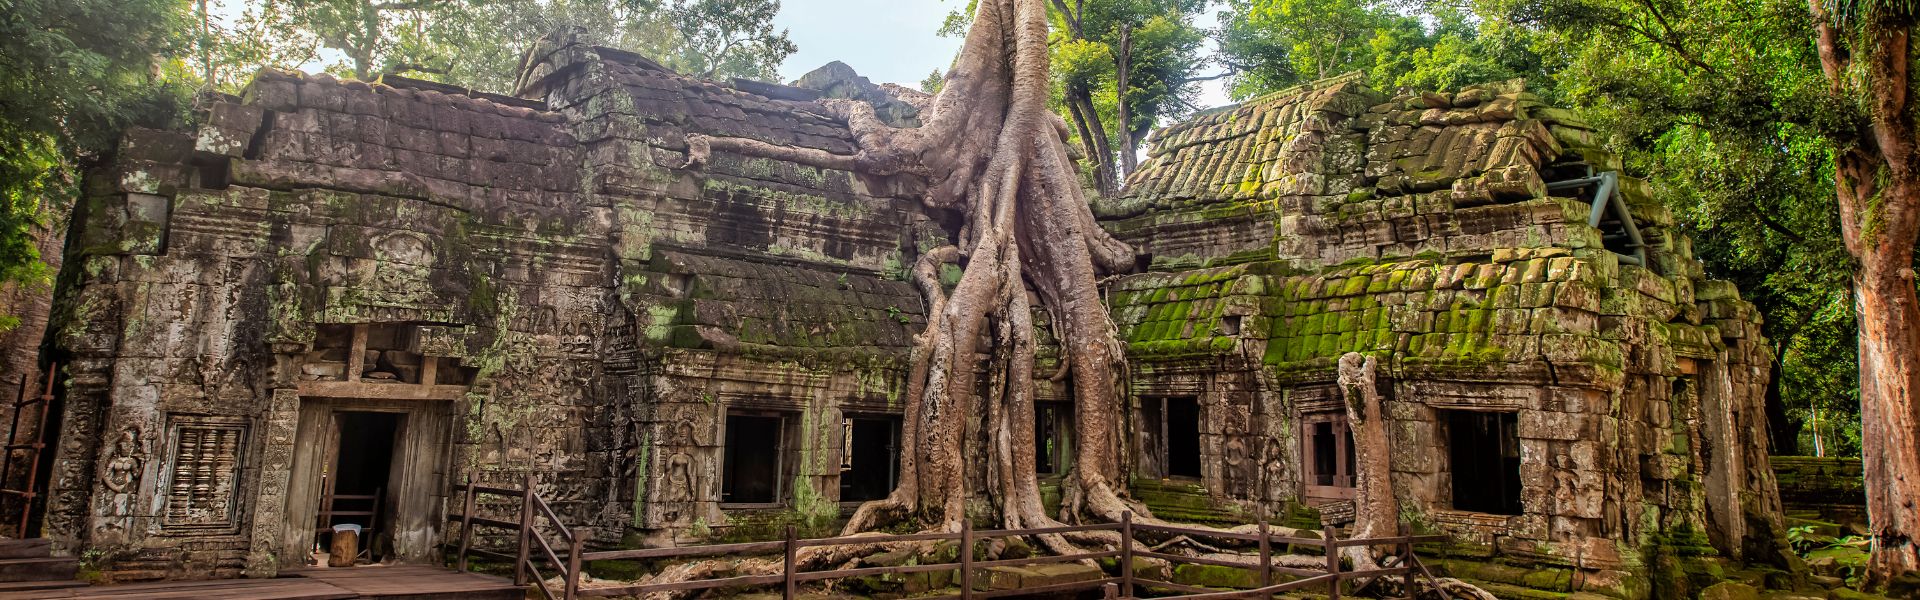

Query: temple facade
[34,34,1785,598]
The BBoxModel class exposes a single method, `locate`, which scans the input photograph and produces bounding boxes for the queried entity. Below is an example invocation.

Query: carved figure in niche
[1223,437,1248,497]
[97,427,147,532]
[1261,438,1288,503]
[665,422,697,503]
[101,427,146,493]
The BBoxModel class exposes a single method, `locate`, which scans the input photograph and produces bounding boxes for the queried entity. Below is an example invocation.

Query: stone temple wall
[40,35,1784,596]
[44,36,937,580]
[1096,75,1787,595]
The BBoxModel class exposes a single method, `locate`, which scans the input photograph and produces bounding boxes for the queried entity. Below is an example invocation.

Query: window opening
[722,412,786,505]
[1302,412,1356,500]
[1035,402,1074,475]
[839,416,899,502]
[1543,170,1650,269]
[1445,410,1523,515]
[1219,315,1243,336]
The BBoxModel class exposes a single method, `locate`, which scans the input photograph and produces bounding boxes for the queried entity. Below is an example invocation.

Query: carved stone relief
[161,417,248,531]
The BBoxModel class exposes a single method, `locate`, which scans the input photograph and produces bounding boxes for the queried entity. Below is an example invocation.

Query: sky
[769,0,1234,110]
[210,0,1237,112]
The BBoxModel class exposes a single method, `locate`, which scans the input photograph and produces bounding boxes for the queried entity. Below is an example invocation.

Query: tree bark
[1114,23,1137,175]
[1065,85,1119,197]
[1811,3,1920,581]
[1338,353,1394,569]
[1764,360,1798,455]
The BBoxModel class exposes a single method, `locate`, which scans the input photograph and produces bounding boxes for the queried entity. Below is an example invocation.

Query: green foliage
[1044,0,1210,191]
[1219,0,1421,97]
[1473,0,1872,453]
[0,0,194,295]
[202,0,793,94]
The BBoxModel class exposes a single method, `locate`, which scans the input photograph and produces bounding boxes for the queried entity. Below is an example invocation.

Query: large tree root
[655,4,1506,600]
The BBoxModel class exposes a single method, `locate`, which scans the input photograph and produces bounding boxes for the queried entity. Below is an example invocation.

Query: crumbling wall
[1099,74,1788,597]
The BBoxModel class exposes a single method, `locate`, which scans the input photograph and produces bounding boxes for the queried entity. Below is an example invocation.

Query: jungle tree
[1482,0,1920,581]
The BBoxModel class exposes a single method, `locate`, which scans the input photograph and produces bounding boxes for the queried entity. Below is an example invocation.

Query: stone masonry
[38,33,1784,598]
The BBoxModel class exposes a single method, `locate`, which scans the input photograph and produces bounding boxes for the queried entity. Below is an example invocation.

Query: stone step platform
[0,540,52,560]
[974,563,1106,592]
[0,538,82,591]
[0,565,522,600]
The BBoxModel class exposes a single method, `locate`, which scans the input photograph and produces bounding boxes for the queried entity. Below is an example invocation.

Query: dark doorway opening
[1166,398,1201,478]
[723,412,786,505]
[1035,402,1073,475]
[1445,411,1522,515]
[322,411,401,562]
[840,416,898,502]
[1138,396,1202,479]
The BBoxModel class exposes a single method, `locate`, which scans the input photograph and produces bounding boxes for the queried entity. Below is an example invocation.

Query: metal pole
[783,525,797,600]
[515,473,534,587]
[960,519,974,600]
[1326,532,1341,600]
[1120,511,1134,599]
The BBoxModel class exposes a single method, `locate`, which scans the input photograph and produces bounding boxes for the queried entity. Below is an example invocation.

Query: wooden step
[0,556,78,583]
[0,539,51,560]
[0,579,86,592]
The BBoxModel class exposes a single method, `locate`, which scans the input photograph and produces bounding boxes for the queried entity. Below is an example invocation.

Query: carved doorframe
[280,396,451,567]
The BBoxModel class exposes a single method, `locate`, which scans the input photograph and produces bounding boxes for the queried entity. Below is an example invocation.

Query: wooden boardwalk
[0,565,523,600]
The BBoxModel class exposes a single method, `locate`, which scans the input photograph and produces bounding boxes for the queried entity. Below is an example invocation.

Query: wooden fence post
[1325,532,1341,600]
[456,475,476,572]
[1258,516,1271,588]
[1400,524,1415,600]
[515,473,534,587]
[566,529,590,600]
[960,519,974,600]
[1120,511,1134,599]
[783,525,797,600]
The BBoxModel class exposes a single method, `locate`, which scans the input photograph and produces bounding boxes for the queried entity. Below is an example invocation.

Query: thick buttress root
[649,0,1442,596]
[678,0,1136,534]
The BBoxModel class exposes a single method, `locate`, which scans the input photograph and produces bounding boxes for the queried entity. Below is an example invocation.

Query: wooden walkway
[0,565,523,600]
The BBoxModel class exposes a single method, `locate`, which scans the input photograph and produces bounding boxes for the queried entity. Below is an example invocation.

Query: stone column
[244,388,301,577]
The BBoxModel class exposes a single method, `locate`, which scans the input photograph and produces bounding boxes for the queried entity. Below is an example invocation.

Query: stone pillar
[1699,357,1746,560]
[245,388,302,577]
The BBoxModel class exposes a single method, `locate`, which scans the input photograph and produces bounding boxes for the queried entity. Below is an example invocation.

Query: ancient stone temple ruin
[35,34,1785,597]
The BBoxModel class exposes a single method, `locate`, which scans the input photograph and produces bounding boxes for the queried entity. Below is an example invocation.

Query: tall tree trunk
[1811,4,1920,582]
[1764,360,1798,455]
[1338,353,1393,569]
[1065,85,1118,197]
[1114,23,1137,174]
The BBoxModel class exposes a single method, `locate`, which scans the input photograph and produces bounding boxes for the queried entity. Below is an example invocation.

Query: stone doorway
[283,398,452,566]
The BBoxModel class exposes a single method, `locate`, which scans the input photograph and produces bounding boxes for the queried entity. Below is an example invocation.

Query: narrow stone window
[1219,315,1243,336]
[1139,396,1202,479]
[1445,410,1523,515]
[838,415,899,502]
[1301,412,1356,500]
[722,412,788,506]
[1035,402,1073,475]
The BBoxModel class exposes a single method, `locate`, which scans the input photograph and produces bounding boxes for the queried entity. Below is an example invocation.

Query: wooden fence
[449,483,1449,600]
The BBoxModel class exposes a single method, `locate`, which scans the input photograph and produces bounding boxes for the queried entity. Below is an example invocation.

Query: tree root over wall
[658,0,1505,594]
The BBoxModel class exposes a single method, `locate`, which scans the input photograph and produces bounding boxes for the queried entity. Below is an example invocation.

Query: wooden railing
[448,474,590,600]
[518,509,1449,600]
[1122,512,1450,600]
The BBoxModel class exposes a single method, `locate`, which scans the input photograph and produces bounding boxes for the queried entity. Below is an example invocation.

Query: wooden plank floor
[293,565,523,600]
[0,565,521,600]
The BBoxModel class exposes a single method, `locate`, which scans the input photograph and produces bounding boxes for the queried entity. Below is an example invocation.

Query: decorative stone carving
[96,426,147,533]
[162,417,248,531]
